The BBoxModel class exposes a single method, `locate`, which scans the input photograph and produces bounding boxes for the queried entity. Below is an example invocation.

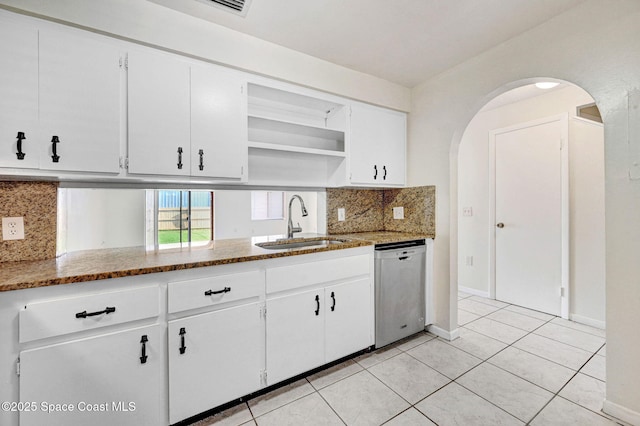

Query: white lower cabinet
[266,288,325,384]
[265,253,373,386]
[324,278,372,363]
[3,249,373,426]
[19,325,164,426]
[168,302,262,424]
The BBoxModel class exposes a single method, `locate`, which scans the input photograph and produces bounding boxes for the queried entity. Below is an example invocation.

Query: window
[150,190,213,249]
[251,191,284,220]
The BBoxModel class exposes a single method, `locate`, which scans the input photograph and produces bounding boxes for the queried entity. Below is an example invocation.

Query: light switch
[393,207,404,220]
[338,208,345,221]
[2,216,25,240]
[462,207,473,217]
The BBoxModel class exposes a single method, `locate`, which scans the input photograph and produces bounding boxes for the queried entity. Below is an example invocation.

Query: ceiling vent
[197,0,252,17]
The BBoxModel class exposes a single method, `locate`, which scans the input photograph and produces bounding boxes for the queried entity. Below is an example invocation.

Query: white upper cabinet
[38,28,122,173]
[0,18,39,169]
[190,64,247,179]
[128,48,191,176]
[349,102,407,186]
[128,49,246,180]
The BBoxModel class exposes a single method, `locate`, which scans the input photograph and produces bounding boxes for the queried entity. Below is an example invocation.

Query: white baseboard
[569,313,606,330]
[458,286,489,298]
[603,399,640,425]
[427,325,460,341]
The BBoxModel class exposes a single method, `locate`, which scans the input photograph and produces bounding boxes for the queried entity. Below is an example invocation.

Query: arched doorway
[455,79,605,329]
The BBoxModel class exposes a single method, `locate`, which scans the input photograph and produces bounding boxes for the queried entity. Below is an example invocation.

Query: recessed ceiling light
[535,82,560,89]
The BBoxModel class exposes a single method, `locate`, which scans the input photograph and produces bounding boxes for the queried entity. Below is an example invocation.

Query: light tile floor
[191,293,626,425]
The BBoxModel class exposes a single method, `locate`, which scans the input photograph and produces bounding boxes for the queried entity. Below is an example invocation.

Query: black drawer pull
[383,165,387,180]
[179,327,187,354]
[198,149,204,171]
[373,164,378,180]
[315,294,320,316]
[16,132,26,160]
[51,136,60,163]
[140,335,148,364]
[204,287,231,296]
[330,291,336,311]
[177,146,183,169]
[75,306,116,318]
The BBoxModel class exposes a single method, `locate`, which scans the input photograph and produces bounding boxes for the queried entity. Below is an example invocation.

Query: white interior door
[491,115,568,316]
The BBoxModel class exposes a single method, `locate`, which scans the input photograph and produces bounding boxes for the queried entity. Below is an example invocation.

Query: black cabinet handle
[177,147,183,169]
[75,306,116,319]
[198,149,204,171]
[140,335,148,364]
[373,164,378,180]
[16,132,26,160]
[179,327,187,354]
[51,136,60,163]
[330,291,336,311]
[315,294,320,316]
[204,287,231,296]
[383,165,387,180]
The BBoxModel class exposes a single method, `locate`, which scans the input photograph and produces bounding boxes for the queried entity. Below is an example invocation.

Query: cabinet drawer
[168,270,263,314]
[19,286,160,343]
[266,254,370,294]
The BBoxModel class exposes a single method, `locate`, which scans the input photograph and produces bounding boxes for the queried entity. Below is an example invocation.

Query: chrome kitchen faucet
[287,195,308,239]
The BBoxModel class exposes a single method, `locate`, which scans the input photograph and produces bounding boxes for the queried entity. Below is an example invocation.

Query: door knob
[496,223,505,228]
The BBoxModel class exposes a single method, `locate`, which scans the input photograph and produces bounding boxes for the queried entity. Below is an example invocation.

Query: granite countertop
[329,231,434,245]
[0,235,370,293]
[0,231,433,293]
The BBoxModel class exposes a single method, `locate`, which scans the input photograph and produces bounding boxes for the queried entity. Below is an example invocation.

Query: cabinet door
[349,103,406,186]
[39,29,121,173]
[191,65,247,179]
[168,303,262,424]
[266,289,324,385]
[0,18,39,169]
[128,49,190,176]
[20,325,164,426]
[325,278,373,362]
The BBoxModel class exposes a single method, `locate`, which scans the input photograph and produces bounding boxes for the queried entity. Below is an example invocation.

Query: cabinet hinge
[240,85,244,95]
[241,166,244,176]
[260,370,267,386]
[124,55,129,70]
[119,157,129,170]
[260,304,267,319]
[16,358,20,377]
[119,57,123,68]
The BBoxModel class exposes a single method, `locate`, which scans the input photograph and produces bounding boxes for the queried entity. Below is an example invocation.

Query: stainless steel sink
[256,238,345,250]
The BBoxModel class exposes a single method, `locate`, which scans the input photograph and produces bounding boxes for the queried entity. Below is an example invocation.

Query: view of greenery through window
[158,190,213,246]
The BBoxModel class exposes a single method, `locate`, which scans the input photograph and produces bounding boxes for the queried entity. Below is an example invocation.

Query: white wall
[457,85,605,326]
[214,191,321,239]
[408,0,640,420]
[63,188,146,252]
[0,0,409,112]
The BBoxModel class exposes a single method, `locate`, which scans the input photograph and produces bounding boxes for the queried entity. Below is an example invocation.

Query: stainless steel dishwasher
[375,239,426,347]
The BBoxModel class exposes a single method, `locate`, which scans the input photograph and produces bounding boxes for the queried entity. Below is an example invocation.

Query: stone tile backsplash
[0,181,58,262]
[326,186,435,235]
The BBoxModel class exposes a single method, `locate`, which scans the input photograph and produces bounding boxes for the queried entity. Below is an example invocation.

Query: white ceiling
[149,0,586,87]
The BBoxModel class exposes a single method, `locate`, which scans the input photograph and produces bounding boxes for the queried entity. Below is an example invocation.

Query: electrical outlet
[2,217,25,241]
[462,207,473,217]
[393,207,404,220]
[337,208,345,221]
